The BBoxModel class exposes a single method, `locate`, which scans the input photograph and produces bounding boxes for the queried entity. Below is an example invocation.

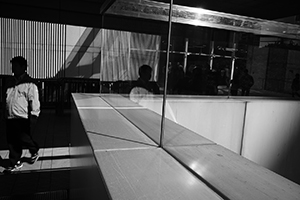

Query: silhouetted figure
[216,69,230,95]
[217,69,230,87]
[206,70,218,95]
[239,69,254,96]
[176,63,218,95]
[167,62,184,94]
[4,56,40,174]
[188,66,205,95]
[291,73,300,97]
[130,64,159,103]
[173,64,194,95]
[230,72,240,96]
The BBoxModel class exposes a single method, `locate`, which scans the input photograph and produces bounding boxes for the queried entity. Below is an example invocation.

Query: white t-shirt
[6,81,40,119]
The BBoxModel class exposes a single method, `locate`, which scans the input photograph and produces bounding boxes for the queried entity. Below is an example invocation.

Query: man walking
[4,56,40,173]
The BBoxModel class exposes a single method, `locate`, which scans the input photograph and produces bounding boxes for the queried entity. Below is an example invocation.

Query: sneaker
[3,161,23,174]
[29,153,39,164]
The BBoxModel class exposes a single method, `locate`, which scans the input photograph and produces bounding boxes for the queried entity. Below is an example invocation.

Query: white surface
[95,148,222,200]
[243,100,300,172]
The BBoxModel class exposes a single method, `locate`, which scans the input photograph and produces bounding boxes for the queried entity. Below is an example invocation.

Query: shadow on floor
[0,109,71,199]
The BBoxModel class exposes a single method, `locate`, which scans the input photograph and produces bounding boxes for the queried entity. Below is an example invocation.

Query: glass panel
[104,0,300,151]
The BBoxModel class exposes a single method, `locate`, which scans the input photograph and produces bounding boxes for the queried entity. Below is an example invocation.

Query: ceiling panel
[157,0,299,20]
[0,0,298,30]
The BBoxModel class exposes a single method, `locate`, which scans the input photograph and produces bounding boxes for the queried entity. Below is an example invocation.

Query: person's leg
[6,119,23,167]
[20,119,39,156]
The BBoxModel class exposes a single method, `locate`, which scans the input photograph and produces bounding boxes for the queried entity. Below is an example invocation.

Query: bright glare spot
[189,161,207,177]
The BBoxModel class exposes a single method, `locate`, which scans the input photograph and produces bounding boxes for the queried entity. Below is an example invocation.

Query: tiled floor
[0,109,71,199]
[0,147,70,172]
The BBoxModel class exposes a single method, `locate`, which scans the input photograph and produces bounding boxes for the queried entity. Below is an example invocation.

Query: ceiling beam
[106,0,300,39]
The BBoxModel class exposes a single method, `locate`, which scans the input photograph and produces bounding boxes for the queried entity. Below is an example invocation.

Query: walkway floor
[0,109,71,200]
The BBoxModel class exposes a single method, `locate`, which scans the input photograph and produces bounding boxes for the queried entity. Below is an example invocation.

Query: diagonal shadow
[87,130,158,148]
[55,27,101,79]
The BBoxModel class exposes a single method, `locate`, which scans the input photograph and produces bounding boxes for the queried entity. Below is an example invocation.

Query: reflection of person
[217,69,229,87]
[230,72,240,96]
[4,56,40,173]
[239,69,254,96]
[167,62,184,94]
[172,64,194,95]
[130,64,159,103]
[291,73,300,97]
[188,66,206,95]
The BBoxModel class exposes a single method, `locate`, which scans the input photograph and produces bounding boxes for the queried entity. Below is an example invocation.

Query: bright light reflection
[186,174,199,186]
[189,161,207,177]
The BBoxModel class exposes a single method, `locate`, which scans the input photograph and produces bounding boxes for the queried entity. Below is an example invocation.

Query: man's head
[138,65,152,82]
[10,56,27,77]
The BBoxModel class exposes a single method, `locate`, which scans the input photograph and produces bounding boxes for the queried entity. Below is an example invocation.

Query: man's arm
[28,83,40,133]
[28,83,40,117]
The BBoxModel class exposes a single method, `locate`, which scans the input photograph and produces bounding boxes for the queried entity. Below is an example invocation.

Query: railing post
[159,0,173,148]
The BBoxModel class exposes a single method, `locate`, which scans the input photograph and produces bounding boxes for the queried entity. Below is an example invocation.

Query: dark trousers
[6,118,39,166]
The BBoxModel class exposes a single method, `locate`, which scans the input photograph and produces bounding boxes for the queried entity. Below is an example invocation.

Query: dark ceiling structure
[0,0,298,25]
[0,0,299,37]
[158,0,299,20]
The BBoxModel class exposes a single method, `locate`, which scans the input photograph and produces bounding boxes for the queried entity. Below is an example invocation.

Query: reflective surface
[166,145,300,200]
[72,0,300,198]
[75,96,157,151]
[72,93,111,108]
[95,148,222,200]
[242,100,300,179]
[72,94,223,200]
[101,95,214,146]
[72,93,300,200]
